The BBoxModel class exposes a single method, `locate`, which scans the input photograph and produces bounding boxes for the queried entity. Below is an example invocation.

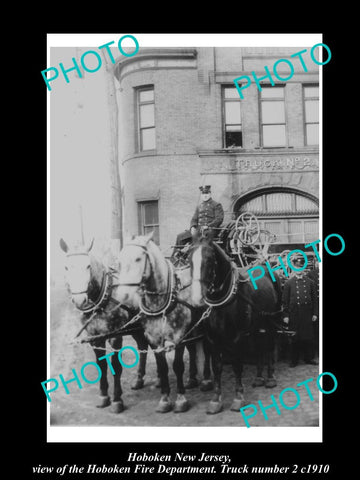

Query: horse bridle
[191,246,217,296]
[195,244,237,307]
[119,243,176,317]
[65,253,91,295]
[65,252,111,313]
[118,244,154,288]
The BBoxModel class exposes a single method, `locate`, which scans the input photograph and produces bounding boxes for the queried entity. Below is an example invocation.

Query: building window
[223,86,242,147]
[304,85,319,146]
[260,86,286,147]
[138,87,156,151]
[138,201,160,244]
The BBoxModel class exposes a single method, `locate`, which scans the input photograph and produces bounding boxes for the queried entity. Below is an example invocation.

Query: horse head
[188,237,218,307]
[117,232,160,309]
[59,237,99,309]
[189,235,235,308]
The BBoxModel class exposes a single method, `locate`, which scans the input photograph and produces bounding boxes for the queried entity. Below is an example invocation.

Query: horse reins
[118,243,177,318]
[66,252,137,340]
[71,244,223,351]
[116,243,208,350]
[199,245,285,327]
[201,246,238,308]
[66,253,115,314]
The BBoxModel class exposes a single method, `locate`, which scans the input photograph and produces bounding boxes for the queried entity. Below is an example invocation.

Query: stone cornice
[197,147,319,157]
[113,48,197,81]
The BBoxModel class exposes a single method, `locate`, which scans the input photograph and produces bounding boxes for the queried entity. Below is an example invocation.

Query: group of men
[175,185,319,368]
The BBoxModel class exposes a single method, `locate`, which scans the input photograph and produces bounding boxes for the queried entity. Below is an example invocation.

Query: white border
[47,33,323,443]
[48,426,321,443]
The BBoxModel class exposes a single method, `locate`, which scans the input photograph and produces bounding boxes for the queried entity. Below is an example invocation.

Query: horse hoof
[252,376,265,387]
[230,398,247,411]
[131,377,144,390]
[156,399,172,413]
[111,400,124,414]
[200,379,214,392]
[96,395,111,408]
[174,396,190,413]
[265,377,277,388]
[206,400,223,415]
[155,377,161,388]
[185,378,199,389]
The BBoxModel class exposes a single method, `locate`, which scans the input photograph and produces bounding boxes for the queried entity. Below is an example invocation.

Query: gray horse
[60,238,160,413]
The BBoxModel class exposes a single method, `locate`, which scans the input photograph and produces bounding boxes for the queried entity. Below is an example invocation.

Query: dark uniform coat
[306,267,319,346]
[190,198,224,230]
[282,274,318,341]
[307,268,319,304]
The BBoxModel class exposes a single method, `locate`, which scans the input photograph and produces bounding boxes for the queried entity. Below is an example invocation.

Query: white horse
[59,238,159,413]
[115,232,212,413]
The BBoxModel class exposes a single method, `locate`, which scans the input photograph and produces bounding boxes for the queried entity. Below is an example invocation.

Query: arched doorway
[234,188,319,254]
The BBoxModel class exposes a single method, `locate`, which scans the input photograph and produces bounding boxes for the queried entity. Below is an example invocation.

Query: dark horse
[189,236,282,414]
[59,238,160,413]
[115,232,212,413]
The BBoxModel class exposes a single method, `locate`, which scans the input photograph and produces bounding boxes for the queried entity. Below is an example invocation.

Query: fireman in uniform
[307,265,319,355]
[190,185,224,239]
[171,184,224,263]
[282,254,318,367]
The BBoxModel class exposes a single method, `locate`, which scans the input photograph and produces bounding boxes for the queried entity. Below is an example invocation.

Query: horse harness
[203,260,293,336]
[72,245,210,351]
[69,246,291,349]
[66,252,136,341]
[116,243,214,351]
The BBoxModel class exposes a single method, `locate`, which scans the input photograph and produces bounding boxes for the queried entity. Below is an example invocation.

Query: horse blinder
[118,246,153,289]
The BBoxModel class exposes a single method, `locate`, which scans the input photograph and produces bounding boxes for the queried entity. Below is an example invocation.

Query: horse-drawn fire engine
[170,211,318,280]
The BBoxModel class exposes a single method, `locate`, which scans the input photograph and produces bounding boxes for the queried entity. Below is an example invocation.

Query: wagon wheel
[257,230,276,262]
[232,233,259,268]
[272,249,292,277]
[235,212,261,246]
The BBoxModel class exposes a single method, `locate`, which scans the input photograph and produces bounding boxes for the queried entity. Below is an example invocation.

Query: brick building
[113,47,319,255]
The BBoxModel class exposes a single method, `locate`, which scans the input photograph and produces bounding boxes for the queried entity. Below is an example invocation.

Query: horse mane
[199,237,233,301]
[88,254,107,299]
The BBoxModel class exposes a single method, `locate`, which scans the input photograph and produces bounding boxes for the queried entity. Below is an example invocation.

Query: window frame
[138,200,160,245]
[259,85,287,148]
[259,217,319,245]
[303,84,319,146]
[238,191,319,217]
[222,85,243,148]
[137,86,156,152]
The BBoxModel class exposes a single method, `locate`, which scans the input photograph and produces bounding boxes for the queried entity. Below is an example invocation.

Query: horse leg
[265,333,277,388]
[108,337,124,413]
[252,331,266,387]
[154,350,172,413]
[184,343,199,389]
[207,347,223,414]
[131,329,148,390]
[230,355,247,410]
[173,345,190,412]
[93,342,111,408]
[200,337,214,391]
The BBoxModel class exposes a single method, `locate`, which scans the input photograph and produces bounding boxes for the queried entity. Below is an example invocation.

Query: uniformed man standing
[282,255,318,367]
[307,265,319,355]
[190,185,224,239]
